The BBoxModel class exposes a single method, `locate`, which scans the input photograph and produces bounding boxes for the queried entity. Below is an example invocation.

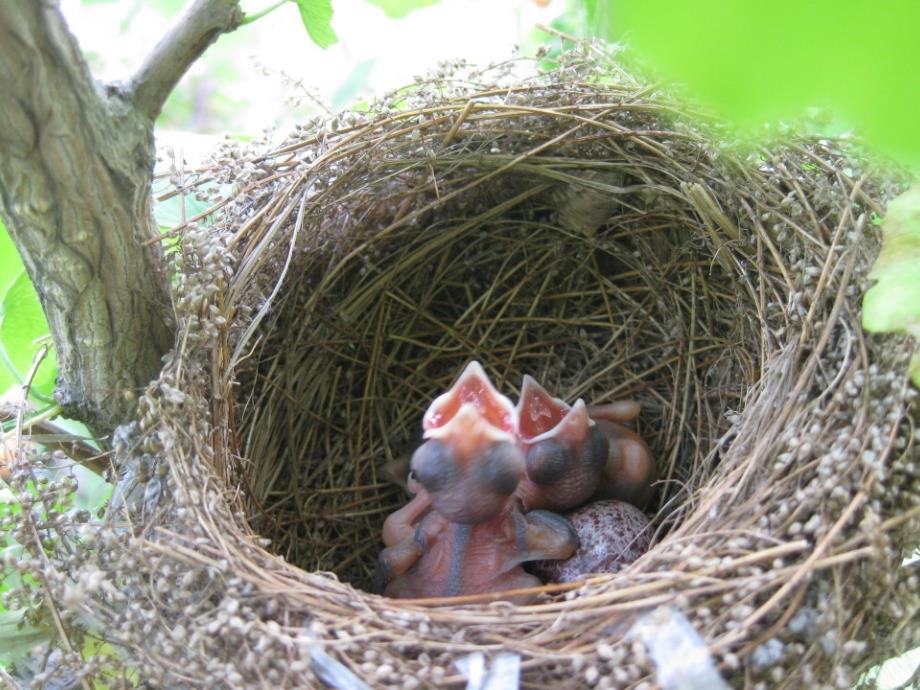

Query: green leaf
[862,183,920,385]
[0,610,54,666]
[363,0,441,19]
[611,0,920,165]
[0,220,55,400]
[582,0,614,39]
[0,272,56,401]
[73,464,112,512]
[291,0,338,49]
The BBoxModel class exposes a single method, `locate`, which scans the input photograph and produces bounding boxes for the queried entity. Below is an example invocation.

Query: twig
[0,666,22,689]
[129,0,244,121]
[241,0,286,25]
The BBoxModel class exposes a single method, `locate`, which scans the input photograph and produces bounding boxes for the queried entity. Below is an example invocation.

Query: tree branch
[0,1,247,435]
[129,0,244,122]
[0,4,177,434]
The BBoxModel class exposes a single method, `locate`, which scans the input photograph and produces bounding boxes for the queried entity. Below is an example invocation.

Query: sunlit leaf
[291,0,338,49]
[0,223,55,400]
[611,0,920,165]
[582,0,614,39]
[0,273,56,401]
[363,0,441,19]
[862,183,920,385]
[0,222,55,398]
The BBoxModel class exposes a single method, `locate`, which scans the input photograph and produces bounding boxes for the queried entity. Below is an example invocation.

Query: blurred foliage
[0,610,53,667]
[0,465,113,671]
[364,0,441,19]
[608,0,920,168]
[0,483,55,667]
[158,11,252,130]
[75,0,450,132]
[148,0,188,14]
[290,0,337,48]
[588,0,920,387]
[332,58,377,110]
[0,479,53,667]
[0,221,56,404]
[863,183,920,385]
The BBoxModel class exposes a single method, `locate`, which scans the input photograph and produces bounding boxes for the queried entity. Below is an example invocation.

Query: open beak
[424,402,516,460]
[414,402,523,523]
[516,374,593,446]
[516,374,569,439]
[423,361,517,436]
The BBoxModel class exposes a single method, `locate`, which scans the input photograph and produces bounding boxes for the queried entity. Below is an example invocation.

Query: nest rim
[115,55,918,688]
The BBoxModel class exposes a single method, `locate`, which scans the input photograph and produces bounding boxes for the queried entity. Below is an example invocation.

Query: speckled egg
[529,499,652,583]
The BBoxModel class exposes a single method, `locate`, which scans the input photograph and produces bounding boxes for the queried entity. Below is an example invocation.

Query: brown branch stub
[129,0,244,122]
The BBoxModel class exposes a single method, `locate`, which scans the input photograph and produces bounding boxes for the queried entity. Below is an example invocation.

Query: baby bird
[516,375,656,511]
[514,375,609,511]
[588,402,656,510]
[377,376,578,600]
[378,361,656,598]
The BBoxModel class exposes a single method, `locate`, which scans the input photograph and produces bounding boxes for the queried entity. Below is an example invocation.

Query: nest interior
[236,108,761,590]
[89,56,918,688]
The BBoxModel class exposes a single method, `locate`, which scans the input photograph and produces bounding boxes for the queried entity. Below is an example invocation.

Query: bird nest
[24,54,920,688]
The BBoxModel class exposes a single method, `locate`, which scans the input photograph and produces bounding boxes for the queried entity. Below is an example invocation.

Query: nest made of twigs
[44,52,919,689]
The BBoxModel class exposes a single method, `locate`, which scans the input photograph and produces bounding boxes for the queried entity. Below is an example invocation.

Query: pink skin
[590,416,656,510]
[423,361,517,436]
[516,377,656,512]
[381,486,430,547]
[380,506,577,601]
[378,391,577,600]
[515,376,607,511]
[379,363,654,597]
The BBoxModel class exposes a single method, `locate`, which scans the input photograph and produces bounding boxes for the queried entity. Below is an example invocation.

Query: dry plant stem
[13,348,91,690]
[0,389,108,474]
[13,425,109,476]
[13,346,50,447]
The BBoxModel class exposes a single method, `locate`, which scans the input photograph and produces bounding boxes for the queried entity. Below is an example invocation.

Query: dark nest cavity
[236,164,764,590]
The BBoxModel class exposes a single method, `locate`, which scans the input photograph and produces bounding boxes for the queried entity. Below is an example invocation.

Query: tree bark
[0,2,241,435]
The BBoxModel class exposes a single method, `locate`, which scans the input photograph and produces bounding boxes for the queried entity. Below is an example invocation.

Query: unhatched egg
[529,499,652,583]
